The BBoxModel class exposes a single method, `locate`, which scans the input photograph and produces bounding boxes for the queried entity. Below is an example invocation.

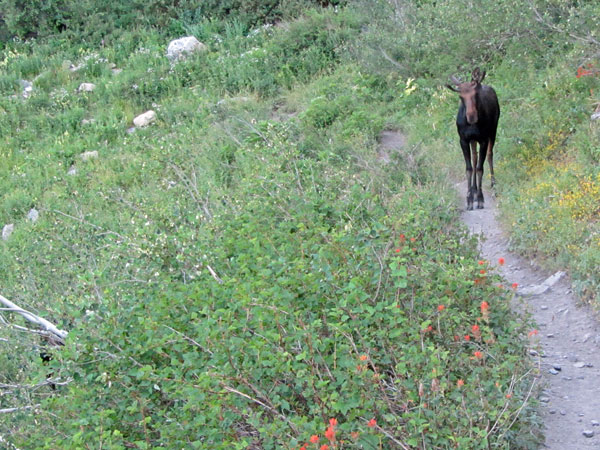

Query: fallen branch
[0,405,39,414]
[0,294,67,344]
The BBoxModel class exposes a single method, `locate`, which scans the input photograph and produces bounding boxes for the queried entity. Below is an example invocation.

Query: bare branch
[0,294,67,343]
[206,265,224,284]
[0,405,39,414]
[162,325,214,355]
[379,47,405,70]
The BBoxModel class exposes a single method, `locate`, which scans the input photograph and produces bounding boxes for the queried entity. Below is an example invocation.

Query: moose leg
[470,141,480,208]
[487,138,496,189]
[461,139,474,210]
[476,140,487,209]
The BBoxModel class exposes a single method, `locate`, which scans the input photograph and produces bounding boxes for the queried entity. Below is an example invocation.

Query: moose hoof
[477,203,484,209]
[467,203,474,211]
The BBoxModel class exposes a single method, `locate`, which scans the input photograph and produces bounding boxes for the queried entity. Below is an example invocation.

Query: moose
[447,68,500,210]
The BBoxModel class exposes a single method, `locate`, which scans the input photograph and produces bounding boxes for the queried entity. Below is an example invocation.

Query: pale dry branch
[0,405,39,414]
[0,294,67,343]
[163,325,214,355]
[221,384,299,435]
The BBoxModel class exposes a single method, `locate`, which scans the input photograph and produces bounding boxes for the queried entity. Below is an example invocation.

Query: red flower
[300,447,307,450]
[474,351,483,359]
[528,329,539,337]
[457,379,464,387]
[395,248,401,253]
[511,282,518,289]
[320,445,330,450]
[399,234,406,243]
[576,66,593,78]
[464,335,471,341]
[480,269,486,275]
[478,260,485,265]
[329,418,337,427]
[351,431,360,440]
[506,393,512,399]
[498,257,505,266]
[359,354,368,361]
[325,425,335,442]
[480,301,489,312]
[310,435,319,444]
[410,237,416,242]
[471,324,480,333]
[367,418,377,428]
[437,304,445,312]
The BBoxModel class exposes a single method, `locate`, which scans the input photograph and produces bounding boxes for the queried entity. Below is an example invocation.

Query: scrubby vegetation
[1,0,598,448]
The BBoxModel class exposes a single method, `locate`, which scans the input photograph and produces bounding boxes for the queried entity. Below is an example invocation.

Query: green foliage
[0,3,553,449]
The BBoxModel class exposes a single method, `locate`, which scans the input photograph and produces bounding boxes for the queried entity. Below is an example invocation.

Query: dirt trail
[459,182,600,448]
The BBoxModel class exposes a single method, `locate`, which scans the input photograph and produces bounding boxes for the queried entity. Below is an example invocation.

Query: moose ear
[446,84,459,92]
[471,67,486,84]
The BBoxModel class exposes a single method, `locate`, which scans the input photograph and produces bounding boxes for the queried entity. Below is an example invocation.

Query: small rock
[553,364,562,371]
[592,111,600,121]
[529,349,539,357]
[27,208,39,222]
[579,413,585,417]
[20,79,33,98]
[126,126,136,134]
[2,224,14,240]
[540,396,550,403]
[78,82,96,93]
[582,430,594,438]
[519,271,565,296]
[112,68,122,75]
[562,376,572,381]
[560,410,567,416]
[540,305,548,310]
[549,409,557,414]
[166,36,207,62]
[81,118,95,125]
[133,110,156,127]
[592,420,599,427]
[574,362,586,368]
[548,368,559,375]
[547,333,555,338]
[80,151,98,161]
[67,166,77,176]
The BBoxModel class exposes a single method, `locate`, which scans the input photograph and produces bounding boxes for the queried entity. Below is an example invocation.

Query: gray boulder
[167,36,206,62]
[133,110,156,127]
[2,224,14,241]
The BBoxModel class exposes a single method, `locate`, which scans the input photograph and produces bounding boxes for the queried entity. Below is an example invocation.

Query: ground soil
[379,130,600,448]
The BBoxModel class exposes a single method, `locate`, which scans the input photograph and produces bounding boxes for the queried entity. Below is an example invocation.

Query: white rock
[166,36,207,62]
[2,224,14,240]
[78,82,96,92]
[81,118,95,125]
[80,151,99,161]
[133,110,156,127]
[27,208,39,222]
[112,68,122,75]
[591,111,600,121]
[67,166,78,175]
[519,271,565,296]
